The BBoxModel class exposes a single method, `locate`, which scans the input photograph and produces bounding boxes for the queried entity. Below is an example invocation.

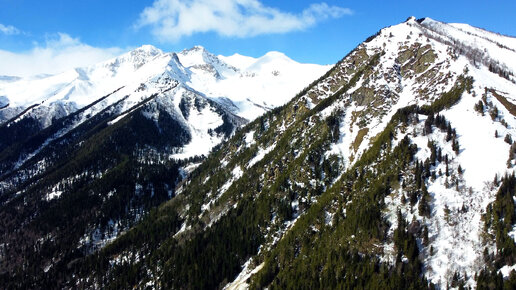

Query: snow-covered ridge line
[419,18,516,82]
[0,45,330,126]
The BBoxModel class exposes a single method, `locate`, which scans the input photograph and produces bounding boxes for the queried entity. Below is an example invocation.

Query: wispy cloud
[0,33,124,77]
[0,23,20,35]
[136,0,352,42]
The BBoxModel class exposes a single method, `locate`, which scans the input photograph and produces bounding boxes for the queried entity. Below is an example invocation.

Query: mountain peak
[181,45,207,54]
[192,45,206,50]
[178,45,213,63]
[130,44,163,57]
[176,45,238,77]
[256,51,295,65]
[405,16,417,23]
[263,51,289,58]
[96,44,164,73]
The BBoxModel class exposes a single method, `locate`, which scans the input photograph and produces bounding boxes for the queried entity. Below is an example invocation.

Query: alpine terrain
[0,45,329,287]
[2,16,516,289]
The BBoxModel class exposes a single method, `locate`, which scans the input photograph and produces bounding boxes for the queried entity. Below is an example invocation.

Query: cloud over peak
[136,0,352,42]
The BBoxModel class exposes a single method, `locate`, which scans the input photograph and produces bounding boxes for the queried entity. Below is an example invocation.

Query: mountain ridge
[0,45,329,120]
[71,17,516,289]
[0,44,330,288]
[2,17,516,289]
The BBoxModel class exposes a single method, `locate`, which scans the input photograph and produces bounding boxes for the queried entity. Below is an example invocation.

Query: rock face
[2,18,516,289]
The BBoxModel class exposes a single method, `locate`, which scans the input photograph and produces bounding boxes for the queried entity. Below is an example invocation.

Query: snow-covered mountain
[327,16,516,287]
[183,47,329,120]
[0,44,329,181]
[3,17,516,289]
[49,17,515,289]
[0,45,329,286]
[0,45,329,125]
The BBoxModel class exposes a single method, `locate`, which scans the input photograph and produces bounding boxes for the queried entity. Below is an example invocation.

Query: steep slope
[0,77,245,287]
[36,17,516,290]
[0,46,329,287]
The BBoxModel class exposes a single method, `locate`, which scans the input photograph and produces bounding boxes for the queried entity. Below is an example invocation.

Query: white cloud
[136,0,352,41]
[0,33,124,77]
[0,23,20,35]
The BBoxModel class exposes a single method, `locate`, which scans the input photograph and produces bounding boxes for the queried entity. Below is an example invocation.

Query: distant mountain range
[2,17,516,289]
[0,45,329,124]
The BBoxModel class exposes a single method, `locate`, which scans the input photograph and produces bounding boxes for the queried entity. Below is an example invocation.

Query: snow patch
[500,264,516,279]
[224,260,265,290]
[247,143,276,168]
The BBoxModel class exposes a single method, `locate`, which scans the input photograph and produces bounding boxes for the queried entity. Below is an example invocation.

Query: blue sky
[1,0,515,76]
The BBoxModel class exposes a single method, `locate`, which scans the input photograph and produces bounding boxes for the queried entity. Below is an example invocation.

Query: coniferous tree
[418,183,431,218]
[474,100,484,115]
[505,134,513,144]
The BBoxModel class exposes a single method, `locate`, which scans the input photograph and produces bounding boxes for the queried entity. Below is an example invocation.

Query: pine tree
[505,134,513,144]
[423,226,429,246]
[418,183,431,218]
[474,100,484,115]
[490,106,499,121]
[446,123,453,141]
[452,138,460,154]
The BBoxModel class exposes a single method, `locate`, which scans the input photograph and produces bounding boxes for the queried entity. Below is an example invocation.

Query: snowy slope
[421,18,516,78]
[193,16,516,290]
[0,45,168,109]
[301,16,516,288]
[179,46,331,120]
[0,45,330,126]
[0,45,329,179]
